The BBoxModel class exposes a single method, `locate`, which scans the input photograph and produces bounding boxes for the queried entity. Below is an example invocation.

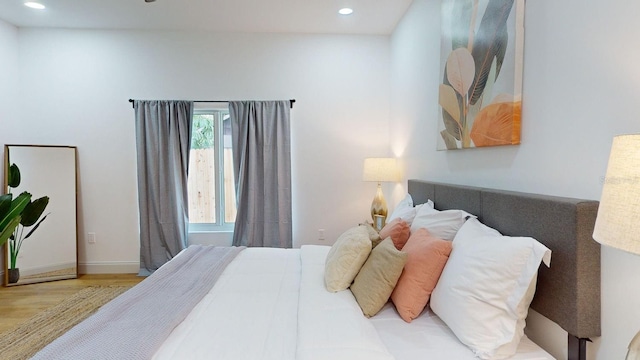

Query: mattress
[153,245,554,360]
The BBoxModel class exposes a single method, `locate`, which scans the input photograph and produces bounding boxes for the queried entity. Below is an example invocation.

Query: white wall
[0,19,19,274]
[391,0,640,359]
[12,29,391,271]
[0,19,19,172]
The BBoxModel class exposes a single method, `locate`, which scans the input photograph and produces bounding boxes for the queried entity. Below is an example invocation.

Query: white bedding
[153,245,554,360]
[297,245,394,360]
[154,247,301,360]
[372,303,553,360]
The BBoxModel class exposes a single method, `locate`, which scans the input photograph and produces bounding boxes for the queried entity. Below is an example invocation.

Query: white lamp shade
[362,158,398,182]
[593,134,640,255]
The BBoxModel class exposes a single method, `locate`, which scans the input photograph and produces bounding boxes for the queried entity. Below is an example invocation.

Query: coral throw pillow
[391,228,452,322]
[379,219,411,250]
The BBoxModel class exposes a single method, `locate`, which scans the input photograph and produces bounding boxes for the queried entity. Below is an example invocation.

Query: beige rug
[21,267,77,281]
[0,285,131,360]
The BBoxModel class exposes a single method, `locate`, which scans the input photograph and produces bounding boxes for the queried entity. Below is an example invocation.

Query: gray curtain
[134,100,194,275]
[229,101,292,248]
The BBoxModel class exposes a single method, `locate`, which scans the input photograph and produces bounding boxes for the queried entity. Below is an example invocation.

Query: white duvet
[153,245,554,360]
[153,247,301,360]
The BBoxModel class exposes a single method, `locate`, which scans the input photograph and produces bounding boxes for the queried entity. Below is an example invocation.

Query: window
[188,109,236,231]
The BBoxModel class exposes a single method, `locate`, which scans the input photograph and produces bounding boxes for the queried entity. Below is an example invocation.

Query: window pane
[188,114,216,223]
[223,114,237,223]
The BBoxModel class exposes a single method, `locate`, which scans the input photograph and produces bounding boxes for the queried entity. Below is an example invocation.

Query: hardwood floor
[0,274,144,333]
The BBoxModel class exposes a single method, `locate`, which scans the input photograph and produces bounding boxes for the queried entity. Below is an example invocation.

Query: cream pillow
[430,218,551,359]
[410,204,475,240]
[350,238,408,317]
[324,226,372,292]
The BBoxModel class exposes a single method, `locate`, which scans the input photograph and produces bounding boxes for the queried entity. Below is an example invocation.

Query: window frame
[188,108,235,233]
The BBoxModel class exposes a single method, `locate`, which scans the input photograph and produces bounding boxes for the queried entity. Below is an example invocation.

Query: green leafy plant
[6,163,49,270]
[0,192,31,249]
[191,114,215,149]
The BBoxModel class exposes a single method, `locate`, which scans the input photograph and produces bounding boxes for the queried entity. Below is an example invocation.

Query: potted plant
[1,162,31,245]
[0,193,30,248]
[6,163,49,284]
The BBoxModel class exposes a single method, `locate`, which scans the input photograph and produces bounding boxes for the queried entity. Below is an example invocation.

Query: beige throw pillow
[350,238,408,317]
[324,226,372,292]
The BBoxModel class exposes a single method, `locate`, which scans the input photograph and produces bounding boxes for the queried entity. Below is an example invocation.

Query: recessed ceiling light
[338,8,353,15]
[24,2,45,10]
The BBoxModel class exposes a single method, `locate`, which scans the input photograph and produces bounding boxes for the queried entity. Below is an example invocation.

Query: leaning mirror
[3,145,78,286]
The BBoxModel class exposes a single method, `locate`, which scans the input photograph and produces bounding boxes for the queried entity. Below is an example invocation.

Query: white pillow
[430,218,551,360]
[387,194,434,225]
[396,193,414,209]
[324,226,372,292]
[410,205,475,240]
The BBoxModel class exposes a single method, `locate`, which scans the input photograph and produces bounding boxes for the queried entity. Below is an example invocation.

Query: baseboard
[79,261,139,274]
[0,262,139,277]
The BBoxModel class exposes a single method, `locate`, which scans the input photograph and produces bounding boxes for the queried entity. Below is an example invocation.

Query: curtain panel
[229,100,292,248]
[134,100,194,275]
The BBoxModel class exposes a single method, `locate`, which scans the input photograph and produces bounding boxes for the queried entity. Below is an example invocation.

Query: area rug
[0,285,131,360]
[21,267,77,281]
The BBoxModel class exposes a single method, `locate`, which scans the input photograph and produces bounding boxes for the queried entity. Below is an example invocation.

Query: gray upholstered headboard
[407,180,601,342]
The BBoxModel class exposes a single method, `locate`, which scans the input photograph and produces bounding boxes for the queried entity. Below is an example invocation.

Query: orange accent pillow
[379,219,410,250]
[391,228,452,322]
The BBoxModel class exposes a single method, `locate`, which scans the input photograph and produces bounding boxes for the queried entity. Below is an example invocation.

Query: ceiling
[0,0,414,35]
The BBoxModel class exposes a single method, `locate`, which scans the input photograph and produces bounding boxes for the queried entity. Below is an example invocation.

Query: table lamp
[592,134,640,360]
[363,158,398,227]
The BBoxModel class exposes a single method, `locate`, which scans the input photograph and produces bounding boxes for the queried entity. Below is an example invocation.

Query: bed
[406,180,601,360]
[32,180,601,360]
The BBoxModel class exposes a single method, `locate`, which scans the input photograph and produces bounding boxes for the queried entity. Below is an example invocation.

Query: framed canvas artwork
[438,0,525,150]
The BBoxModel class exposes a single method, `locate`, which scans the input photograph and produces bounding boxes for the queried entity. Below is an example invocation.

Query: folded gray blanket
[32,245,245,360]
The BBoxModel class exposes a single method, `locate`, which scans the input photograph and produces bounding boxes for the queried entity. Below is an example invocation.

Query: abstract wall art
[438,0,525,150]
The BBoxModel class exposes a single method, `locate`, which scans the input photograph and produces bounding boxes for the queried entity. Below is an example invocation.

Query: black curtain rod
[128,99,295,109]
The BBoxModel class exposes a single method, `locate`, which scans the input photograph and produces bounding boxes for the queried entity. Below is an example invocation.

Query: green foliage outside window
[191,114,214,149]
